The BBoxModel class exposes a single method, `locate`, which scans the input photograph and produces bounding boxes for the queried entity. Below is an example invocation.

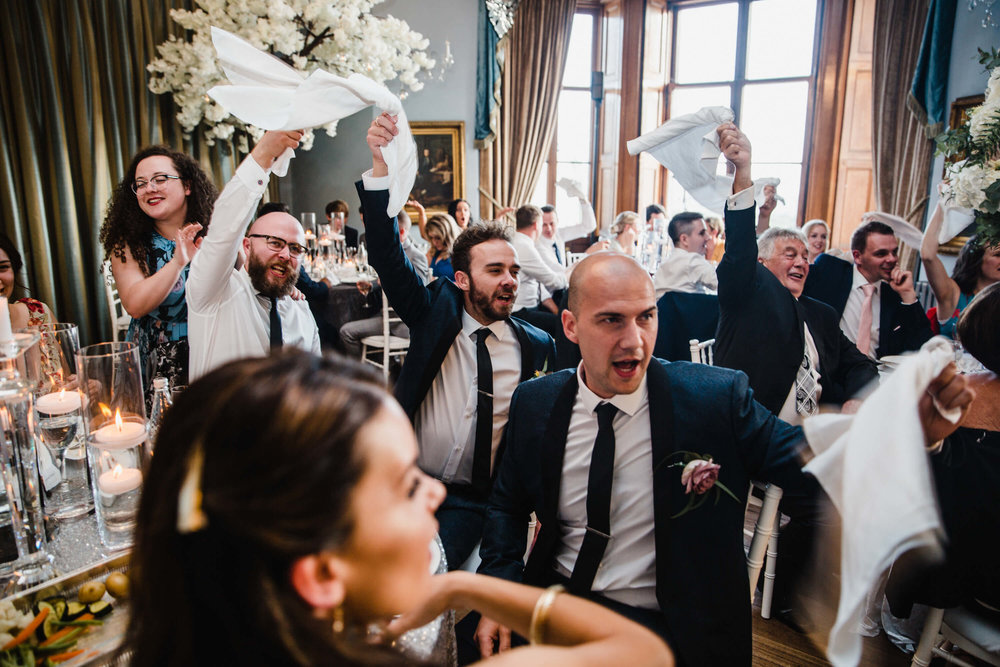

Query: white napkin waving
[861,211,923,250]
[802,337,960,667]
[207,27,416,217]
[938,198,976,244]
[556,177,598,239]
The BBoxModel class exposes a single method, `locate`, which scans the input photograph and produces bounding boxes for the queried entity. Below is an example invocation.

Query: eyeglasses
[132,174,181,194]
[247,234,307,257]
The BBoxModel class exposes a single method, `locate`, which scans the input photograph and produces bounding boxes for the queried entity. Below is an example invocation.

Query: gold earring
[333,606,344,634]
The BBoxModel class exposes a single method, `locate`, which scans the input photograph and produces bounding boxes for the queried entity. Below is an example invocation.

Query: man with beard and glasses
[187,130,320,380]
[359,112,556,571]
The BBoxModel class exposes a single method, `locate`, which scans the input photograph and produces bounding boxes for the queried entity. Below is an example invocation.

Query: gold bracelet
[528,584,565,645]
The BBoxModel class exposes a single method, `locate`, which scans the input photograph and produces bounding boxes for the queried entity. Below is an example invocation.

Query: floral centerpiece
[936,48,1000,247]
[147,0,435,152]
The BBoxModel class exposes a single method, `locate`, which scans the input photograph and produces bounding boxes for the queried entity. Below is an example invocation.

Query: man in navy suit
[361,113,555,569]
[803,221,932,359]
[474,126,971,666]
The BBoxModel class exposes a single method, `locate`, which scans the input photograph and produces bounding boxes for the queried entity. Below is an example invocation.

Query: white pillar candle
[94,419,147,450]
[0,297,13,344]
[36,390,83,415]
[98,464,141,495]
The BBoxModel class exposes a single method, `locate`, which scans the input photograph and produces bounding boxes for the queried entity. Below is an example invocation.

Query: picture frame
[940,94,984,255]
[408,121,466,213]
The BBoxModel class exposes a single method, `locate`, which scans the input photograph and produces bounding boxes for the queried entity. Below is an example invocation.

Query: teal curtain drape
[0,1,238,344]
[908,0,958,138]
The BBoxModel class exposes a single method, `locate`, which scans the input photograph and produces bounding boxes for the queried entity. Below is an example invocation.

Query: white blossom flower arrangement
[147,0,435,153]
[937,48,1000,247]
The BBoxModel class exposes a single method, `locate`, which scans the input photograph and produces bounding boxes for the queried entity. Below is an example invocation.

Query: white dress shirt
[187,156,320,381]
[553,365,658,610]
[414,312,522,485]
[839,266,881,358]
[653,246,718,297]
[536,237,566,271]
[512,232,568,310]
[777,322,822,426]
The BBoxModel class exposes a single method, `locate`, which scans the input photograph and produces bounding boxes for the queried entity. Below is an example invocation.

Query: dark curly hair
[951,234,994,295]
[100,146,218,276]
[0,233,27,299]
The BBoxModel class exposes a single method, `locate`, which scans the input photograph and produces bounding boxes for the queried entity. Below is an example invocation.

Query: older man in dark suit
[803,221,932,359]
[361,113,555,570]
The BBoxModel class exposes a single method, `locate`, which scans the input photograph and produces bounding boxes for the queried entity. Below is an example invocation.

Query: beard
[247,252,297,299]
[469,274,515,322]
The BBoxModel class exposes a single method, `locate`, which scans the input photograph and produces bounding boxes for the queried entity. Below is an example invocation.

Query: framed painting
[408,121,465,213]
[940,94,984,255]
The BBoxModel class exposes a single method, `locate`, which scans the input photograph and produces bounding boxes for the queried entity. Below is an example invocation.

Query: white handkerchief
[556,178,598,237]
[207,27,416,217]
[938,198,976,244]
[556,177,587,201]
[861,211,923,249]
[803,336,957,667]
[627,107,735,213]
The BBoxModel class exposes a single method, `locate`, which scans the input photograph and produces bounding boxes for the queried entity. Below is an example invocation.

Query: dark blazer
[356,182,555,421]
[342,224,359,249]
[480,360,818,666]
[653,291,720,362]
[803,254,933,358]
[714,205,877,414]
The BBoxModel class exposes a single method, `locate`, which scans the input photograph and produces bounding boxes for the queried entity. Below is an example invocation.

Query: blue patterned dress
[126,232,190,392]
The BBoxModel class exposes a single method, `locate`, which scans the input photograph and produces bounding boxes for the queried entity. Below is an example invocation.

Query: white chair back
[689,338,715,365]
[360,295,410,381]
[745,482,783,618]
[566,251,587,267]
[101,261,131,343]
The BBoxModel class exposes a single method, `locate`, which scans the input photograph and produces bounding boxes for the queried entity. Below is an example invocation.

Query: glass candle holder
[76,342,148,551]
[0,330,56,587]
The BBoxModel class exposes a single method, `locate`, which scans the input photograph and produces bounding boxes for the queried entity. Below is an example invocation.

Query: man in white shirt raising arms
[511,204,569,338]
[187,130,320,380]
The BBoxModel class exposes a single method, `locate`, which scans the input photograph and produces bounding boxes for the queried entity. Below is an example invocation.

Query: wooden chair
[360,296,409,381]
[101,261,131,343]
[688,338,716,365]
[911,605,1000,666]
[745,482,783,618]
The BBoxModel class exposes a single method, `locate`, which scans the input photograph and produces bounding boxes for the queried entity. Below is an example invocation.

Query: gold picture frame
[408,121,466,213]
[940,94,985,255]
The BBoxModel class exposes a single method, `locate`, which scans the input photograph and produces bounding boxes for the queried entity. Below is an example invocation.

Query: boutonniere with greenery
[533,358,550,379]
[667,451,740,518]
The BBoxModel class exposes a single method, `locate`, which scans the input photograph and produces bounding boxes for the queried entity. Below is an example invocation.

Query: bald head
[567,251,653,313]
[249,212,304,243]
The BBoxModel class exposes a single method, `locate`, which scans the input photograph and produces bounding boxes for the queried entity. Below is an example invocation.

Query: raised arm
[112,223,202,318]
[406,198,429,241]
[187,131,301,312]
[716,123,757,311]
[920,199,961,317]
[756,185,777,236]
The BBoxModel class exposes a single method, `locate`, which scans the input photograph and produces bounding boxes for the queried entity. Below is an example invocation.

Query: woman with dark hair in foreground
[127,352,671,666]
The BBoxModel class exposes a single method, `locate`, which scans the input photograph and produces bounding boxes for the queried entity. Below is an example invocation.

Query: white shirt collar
[575,361,648,417]
[851,264,880,291]
[461,309,509,341]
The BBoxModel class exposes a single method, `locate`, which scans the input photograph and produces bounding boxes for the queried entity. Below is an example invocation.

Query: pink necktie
[856,283,876,356]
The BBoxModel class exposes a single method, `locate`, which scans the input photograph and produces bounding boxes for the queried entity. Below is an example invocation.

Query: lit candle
[98,464,141,495]
[94,409,147,450]
[304,229,315,239]
[0,297,12,345]
[36,389,82,415]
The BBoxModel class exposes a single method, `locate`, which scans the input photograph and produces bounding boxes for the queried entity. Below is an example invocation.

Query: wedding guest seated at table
[0,233,55,330]
[326,198,358,248]
[802,219,829,265]
[803,220,932,359]
[339,208,429,358]
[920,199,1000,338]
[704,216,725,264]
[126,352,672,667]
[712,124,878,630]
[186,130,319,380]
[100,144,217,391]
[425,213,460,282]
[360,112,555,570]
[608,212,641,257]
[886,281,1000,620]
[645,203,666,232]
[512,204,568,339]
[653,212,718,297]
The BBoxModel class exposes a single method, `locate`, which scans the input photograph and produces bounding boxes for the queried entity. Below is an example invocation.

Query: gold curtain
[0,0,239,344]
[479,0,578,217]
[872,0,935,270]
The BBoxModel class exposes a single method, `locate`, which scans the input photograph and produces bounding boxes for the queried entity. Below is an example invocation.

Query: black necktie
[553,242,562,264]
[569,402,618,594]
[269,297,283,351]
[472,328,494,496]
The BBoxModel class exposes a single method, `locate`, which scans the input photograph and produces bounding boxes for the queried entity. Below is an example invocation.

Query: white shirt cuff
[236,156,270,194]
[362,169,390,191]
[727,183,755,211]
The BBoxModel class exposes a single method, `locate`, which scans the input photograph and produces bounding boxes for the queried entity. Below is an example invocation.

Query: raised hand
[367,112,399,177]
[251,130,303,169]
[173,222,204,267]
[718,122,752,192]
[919,362,975,445]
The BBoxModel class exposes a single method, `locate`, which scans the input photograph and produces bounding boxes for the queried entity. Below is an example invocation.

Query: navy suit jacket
[803,254,932,358]
[480,360,818,666]
[714,206,877,414]
[356,182,555,422]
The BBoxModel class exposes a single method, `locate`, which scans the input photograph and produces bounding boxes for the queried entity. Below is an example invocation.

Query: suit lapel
[509,318,538,382]
[646,361,675,608]
[878,285,895,356]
